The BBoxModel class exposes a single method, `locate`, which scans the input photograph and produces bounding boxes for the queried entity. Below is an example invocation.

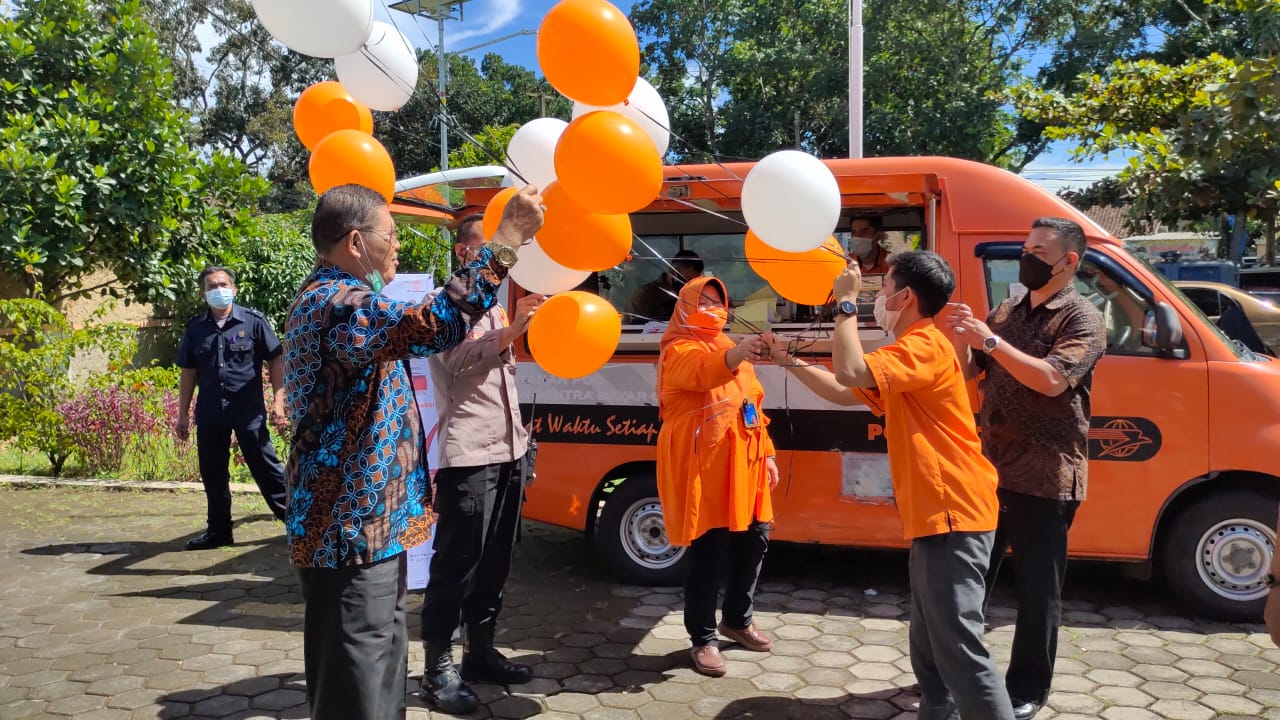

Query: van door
[974,243,1210,559]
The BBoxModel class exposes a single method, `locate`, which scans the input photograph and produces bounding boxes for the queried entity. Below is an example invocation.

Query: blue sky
[367,0,1120,190]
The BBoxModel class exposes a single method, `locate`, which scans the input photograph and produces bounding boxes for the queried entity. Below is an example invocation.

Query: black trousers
[684,521,770,646]
[420,459,524,647]
[984,488,1080,704]
[298,553,407,720]
[195,413,287,534]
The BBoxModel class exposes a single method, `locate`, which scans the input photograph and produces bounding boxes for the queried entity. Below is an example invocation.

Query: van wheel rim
[1196,519,1274,601]
[620,499,683,570]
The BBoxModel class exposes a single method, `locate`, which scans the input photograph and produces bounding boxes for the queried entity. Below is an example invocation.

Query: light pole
[390,0,473,172]
[390,2,536,171]
[848,0,864,159]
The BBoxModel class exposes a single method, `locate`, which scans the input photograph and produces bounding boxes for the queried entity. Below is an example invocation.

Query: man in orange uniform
[768,252,1013,720]
[656,276,779,678]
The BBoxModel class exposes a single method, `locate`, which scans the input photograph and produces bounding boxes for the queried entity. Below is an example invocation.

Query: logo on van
[1087,416,1162,461]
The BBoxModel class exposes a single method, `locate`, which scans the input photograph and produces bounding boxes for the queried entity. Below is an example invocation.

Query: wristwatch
[484,241,519,269]
[835,300,858,317]
[983,335,1001,353]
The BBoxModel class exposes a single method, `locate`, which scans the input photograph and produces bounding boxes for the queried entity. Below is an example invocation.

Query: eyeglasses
[360,226,398,244]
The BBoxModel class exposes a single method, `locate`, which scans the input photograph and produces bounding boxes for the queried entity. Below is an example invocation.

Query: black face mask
[1019,253,1063,291]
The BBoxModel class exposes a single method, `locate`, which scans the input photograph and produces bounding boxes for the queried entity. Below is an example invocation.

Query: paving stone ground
[2,485,1279,720]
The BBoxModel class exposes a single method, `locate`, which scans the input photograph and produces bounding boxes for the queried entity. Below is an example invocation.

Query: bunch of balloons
[494,0,675,378]
[251,0,419,201]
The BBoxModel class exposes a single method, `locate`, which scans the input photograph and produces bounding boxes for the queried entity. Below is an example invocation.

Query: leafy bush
[111,365,199,483]
[230,211,318,330]
[57,384,153,475]
[0,298,134,475]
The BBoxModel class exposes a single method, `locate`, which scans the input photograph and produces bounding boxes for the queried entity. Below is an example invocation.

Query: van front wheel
[597,474,688,587]
[1160,489,1277,621]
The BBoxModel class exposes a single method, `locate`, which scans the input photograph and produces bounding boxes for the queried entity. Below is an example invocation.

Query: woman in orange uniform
[656,275,780,678]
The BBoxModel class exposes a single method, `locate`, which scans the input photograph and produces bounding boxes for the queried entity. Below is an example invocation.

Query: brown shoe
[690,644,726,677]
[717,622,773,652]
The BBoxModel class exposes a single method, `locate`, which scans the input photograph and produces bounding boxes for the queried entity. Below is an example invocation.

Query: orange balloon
[309,130,396,202]
[746,233,845,305]
[482,187,519,241]
[555,111,662,214]
[537,0,640,106]
[527,291,622,379]
[536,182,633,272]
[294,81,373,151]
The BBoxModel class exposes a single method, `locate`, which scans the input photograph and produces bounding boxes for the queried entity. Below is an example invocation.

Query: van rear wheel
[597,473,688,587]
[1160,488,1277,621]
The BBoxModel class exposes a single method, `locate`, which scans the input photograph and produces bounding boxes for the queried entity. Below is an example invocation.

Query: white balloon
[741,150,841,253]
[251,0,373,59]
[335,22,419,112]
[506,118,566,191]
[572,77,670,157]
[510,240,591,295]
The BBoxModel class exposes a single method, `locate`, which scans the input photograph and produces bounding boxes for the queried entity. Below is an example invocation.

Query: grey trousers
[298,553,407,720]
[909,531,1015,720]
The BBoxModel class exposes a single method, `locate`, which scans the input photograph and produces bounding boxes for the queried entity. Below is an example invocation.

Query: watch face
[838,300,857,315]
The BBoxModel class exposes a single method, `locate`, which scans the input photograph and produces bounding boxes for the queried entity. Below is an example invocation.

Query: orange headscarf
[658,276,755,449]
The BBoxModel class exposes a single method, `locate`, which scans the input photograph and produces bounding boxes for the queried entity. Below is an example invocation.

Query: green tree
[1011,0,1280,261]
[0,0,269,308]
[629,0,1168,169]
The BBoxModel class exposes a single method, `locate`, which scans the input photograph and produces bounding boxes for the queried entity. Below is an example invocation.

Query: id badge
[742,399,761,428]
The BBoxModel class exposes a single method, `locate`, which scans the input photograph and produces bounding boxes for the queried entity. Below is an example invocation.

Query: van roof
[400,156,1119,246]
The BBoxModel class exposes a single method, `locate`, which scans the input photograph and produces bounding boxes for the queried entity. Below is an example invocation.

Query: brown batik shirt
[975,285,1106,501]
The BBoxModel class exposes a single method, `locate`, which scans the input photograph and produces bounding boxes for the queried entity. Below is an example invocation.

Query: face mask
[873,288,907,334]
[205,288,235,310]
[1019,252,1065,291]
[686,306,728,335]
[851,237,876,257]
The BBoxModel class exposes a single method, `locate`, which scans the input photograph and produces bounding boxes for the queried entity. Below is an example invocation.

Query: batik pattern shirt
[283,251,504,568]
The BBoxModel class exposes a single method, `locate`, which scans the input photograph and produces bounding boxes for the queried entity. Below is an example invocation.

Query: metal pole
[438,17,448,171]
[848,0,864,159]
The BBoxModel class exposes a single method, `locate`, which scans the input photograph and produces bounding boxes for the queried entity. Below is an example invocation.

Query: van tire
[1159,488,1277,621]
[597,473,688,587]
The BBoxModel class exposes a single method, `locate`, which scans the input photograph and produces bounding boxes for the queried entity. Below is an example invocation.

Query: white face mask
[873,288,907,335]
[851,237,876,257]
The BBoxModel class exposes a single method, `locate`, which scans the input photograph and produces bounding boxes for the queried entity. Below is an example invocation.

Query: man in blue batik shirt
[283,183,544,720]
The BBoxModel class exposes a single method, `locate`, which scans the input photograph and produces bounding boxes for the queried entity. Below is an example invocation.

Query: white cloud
[446,0,523,48]
[375,0,523,55]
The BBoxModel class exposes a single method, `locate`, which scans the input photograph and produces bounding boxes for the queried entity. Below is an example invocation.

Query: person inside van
[849,217,892,274]
[625,249,704,324]
[656,275,779,679]
[766,252,1014,720]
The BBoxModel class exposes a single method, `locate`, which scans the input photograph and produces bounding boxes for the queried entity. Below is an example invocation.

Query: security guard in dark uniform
[176,266,288,550]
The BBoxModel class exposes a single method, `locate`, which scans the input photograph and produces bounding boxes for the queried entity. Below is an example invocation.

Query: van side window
[982,257,1158,356]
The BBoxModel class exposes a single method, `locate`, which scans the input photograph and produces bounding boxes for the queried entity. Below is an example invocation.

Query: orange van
[395,157,1280,621]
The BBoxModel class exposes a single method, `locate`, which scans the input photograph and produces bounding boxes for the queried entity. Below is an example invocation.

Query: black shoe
[461,649,533,685]
[184,531,233,551]
[422,645,479,714]
[462,623,532,685]
[1011,698,1043,720]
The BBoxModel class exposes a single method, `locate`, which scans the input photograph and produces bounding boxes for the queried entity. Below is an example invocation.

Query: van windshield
[1122,246,1246,360]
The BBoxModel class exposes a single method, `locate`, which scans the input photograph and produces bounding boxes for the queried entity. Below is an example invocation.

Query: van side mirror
[1142,302,1186,358]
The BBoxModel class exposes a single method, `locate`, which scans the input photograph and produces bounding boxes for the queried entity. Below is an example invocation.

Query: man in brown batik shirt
[944,217,1106,720]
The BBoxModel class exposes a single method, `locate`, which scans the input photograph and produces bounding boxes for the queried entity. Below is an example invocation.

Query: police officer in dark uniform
[176,266,288,550]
